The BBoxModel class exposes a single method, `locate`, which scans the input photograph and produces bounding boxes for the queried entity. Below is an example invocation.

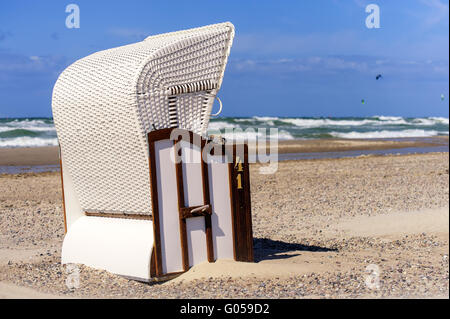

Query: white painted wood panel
[155,140,183,274]
[209,155,234,260]
[180,141,208,266]
[61,156,84,231]
[62,216,154,281]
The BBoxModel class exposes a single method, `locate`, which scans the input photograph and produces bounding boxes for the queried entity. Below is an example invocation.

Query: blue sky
[0,0,448,118]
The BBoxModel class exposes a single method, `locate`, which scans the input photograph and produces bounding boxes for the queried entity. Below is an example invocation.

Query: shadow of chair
[253,237,338,262]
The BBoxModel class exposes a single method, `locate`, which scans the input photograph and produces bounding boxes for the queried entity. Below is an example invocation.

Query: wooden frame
[147,128,253,278]
[148,128,216,277]
[84,212,152,220]
[229,144,254,262]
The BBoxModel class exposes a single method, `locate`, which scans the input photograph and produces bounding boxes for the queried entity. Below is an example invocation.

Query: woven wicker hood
[52,22,234,216]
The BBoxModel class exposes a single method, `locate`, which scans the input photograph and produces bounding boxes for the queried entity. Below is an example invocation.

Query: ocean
[0,116,448,148]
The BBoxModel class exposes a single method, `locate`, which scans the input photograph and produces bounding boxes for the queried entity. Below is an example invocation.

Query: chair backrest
[52,22,234,216]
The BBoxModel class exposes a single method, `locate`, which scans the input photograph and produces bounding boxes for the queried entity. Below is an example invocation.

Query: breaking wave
[0,116,448,147]
[330,129,446,139]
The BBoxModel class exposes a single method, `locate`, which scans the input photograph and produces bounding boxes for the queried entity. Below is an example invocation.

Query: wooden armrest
[180,205,212,219]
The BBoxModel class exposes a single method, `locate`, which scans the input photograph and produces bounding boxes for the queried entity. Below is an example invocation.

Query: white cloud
[419,0,449,26]
[0,52,67,76]
[228,55,448,81]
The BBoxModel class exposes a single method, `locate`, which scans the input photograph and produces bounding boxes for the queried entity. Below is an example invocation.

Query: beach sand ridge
[0,152,448,298]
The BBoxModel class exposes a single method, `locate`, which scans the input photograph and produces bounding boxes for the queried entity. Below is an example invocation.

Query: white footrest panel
[61,216,154,281]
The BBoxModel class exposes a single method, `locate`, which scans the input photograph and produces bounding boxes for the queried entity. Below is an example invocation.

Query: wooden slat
[85,212,152,220]
[150,249,156,278]
[174,139,190,272]
[149,271,185,282]
[201,140,214,263]
[229,144,254,262]
[242,144,254,261]
[148,140,163,277]
[180,205,212,219]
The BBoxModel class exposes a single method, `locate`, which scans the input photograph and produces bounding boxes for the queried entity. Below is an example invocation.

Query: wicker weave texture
[52,22,234,215]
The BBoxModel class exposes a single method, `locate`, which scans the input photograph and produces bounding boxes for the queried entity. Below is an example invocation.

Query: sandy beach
[0,137,448,168]
[0,142,448,298]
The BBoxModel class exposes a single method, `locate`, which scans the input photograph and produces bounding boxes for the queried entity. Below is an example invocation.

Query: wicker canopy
[52,22,234,216]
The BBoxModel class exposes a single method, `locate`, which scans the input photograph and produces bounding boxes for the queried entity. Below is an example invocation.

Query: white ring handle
[211,96,223,117]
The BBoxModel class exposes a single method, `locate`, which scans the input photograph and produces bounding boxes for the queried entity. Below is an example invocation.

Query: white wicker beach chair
[52,22,253,281]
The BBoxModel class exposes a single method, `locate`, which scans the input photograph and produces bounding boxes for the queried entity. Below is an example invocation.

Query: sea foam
[330,129,445,139]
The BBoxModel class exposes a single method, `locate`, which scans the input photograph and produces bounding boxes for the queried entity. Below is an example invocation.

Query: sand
[0,137,447,167]
[332,208,449,238]
[0,147,59,166]
[269,136,448,154]
[171,208,449,283]
[0,282,66,299]
[0,152,448,298]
